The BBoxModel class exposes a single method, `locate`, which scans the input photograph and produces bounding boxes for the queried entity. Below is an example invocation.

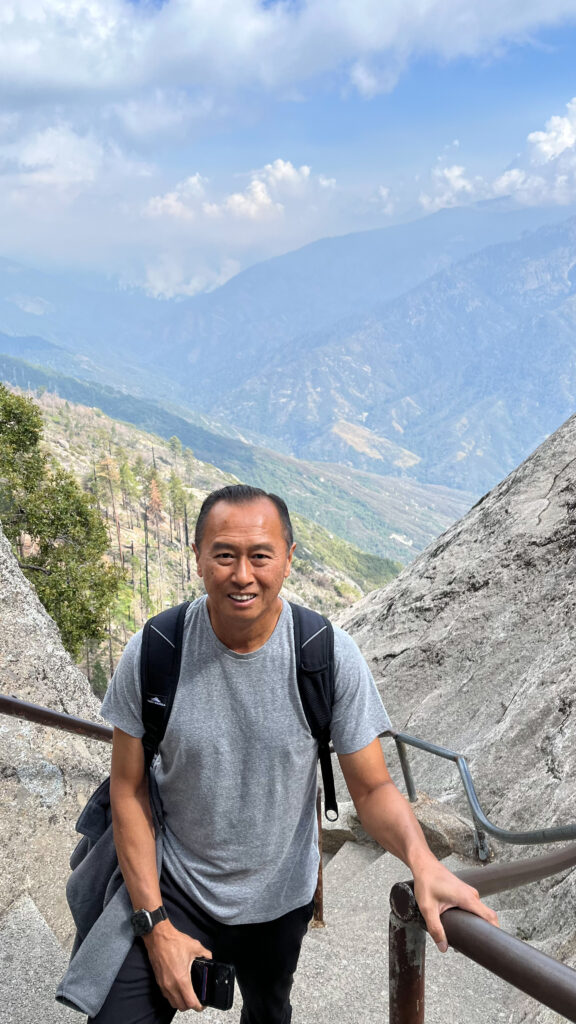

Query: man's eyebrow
[210,541,276,552]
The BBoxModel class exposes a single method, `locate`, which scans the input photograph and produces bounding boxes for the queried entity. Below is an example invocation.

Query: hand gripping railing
[389,843,576,1023]
[384,728,576,860]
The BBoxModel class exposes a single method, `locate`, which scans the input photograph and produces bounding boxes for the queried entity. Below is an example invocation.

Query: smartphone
[191,956,235,1010]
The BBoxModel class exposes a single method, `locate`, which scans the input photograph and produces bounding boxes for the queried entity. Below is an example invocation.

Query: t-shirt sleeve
[100,629,145,738]
[329,625,392,755]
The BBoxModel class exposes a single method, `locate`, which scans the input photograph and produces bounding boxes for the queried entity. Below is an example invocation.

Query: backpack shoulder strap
[140,601,190,771]
[290,602,338,821]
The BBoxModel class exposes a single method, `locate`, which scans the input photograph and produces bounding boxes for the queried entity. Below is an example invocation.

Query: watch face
[131,909,153,936]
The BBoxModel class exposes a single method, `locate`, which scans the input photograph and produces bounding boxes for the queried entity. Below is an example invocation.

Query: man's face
[193,498,295,644]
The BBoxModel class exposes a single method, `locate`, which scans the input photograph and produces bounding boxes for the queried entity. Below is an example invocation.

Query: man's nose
[232,556,253,584]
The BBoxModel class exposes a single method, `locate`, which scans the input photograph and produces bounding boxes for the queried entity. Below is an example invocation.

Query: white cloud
[145,174,207,221]
[418,97,576,213]
[218,179,283,220]
[11,124,104,188]
[491,96,576,205]
[3,0,576,104]
[263,158,311,191]
[111,90,216,140]
[419,164,486,212]
[144,254,241,299]
[527,97,576,163]
[147,160,329,226]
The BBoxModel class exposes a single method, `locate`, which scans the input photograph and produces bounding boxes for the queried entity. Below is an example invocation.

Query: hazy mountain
[0,355,474,563]
[1,201,573,399]
[198,215,576,492]
[2,201,576,497]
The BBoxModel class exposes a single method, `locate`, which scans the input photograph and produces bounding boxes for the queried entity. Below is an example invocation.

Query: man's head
[194,485,294,553]
[192,485,296,650]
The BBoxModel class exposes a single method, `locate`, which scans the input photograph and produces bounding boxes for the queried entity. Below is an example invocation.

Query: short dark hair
[194,485,294,550]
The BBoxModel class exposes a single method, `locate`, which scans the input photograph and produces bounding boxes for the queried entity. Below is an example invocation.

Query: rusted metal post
[312,786,325,927]
[389,882,426,1024]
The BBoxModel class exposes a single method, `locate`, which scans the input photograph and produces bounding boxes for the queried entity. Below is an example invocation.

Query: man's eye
[252,554,269,561]
[216,553,233,561]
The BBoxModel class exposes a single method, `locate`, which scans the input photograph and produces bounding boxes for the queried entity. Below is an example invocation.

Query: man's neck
[205,597,284,653]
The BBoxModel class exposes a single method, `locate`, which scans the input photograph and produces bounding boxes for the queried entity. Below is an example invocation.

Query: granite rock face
[340,410,576,1018]
[0,525,110,946]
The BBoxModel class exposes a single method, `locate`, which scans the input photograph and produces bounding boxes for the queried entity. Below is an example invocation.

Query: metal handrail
[4,688,576,1011]
[0,693,113,743]
[4,695,576,861]
[389,844,576,1023]
[384,728,576,859]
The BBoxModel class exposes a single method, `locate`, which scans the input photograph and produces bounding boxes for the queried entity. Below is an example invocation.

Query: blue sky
[2,1,576,296]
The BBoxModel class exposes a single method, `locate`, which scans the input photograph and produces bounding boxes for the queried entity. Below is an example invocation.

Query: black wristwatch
[131,905,168,936]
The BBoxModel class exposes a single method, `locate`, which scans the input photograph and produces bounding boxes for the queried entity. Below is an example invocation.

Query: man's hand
[412,856,499,953]
[339,738,498,953]
[143,919,213,1012]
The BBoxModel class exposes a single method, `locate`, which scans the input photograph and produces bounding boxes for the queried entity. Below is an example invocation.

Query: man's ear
[192,543,203,578]
[284,542,297,579]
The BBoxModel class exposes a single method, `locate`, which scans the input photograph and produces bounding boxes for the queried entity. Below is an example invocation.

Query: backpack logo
[147,696,166,707]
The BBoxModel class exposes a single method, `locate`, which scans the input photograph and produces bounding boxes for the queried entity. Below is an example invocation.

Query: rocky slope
[341,409,576,1016]
[0,525,109,947]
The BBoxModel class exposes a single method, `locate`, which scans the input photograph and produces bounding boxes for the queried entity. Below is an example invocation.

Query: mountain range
[1,198,576,513]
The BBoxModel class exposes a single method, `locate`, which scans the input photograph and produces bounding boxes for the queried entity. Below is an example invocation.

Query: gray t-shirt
[101,596,390,924]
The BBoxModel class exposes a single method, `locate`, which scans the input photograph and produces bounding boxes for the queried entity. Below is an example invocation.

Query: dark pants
[88,869,314,1024]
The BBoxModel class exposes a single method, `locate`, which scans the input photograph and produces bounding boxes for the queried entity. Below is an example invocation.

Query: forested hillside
[8,389,400,694]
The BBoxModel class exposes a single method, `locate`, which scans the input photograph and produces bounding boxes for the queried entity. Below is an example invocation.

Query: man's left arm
[339,737,498,952]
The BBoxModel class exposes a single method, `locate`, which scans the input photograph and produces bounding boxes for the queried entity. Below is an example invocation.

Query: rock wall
[0,525,109,946]
[341,411,576,1013]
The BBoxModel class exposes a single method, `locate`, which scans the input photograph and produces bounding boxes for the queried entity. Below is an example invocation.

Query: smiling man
[93,484,497,1024]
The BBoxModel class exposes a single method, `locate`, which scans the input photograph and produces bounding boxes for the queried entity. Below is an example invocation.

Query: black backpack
[140,600,338,820]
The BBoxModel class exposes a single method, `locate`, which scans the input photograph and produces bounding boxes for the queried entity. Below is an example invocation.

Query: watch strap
[149,905,168,928]
[131,904,168,936]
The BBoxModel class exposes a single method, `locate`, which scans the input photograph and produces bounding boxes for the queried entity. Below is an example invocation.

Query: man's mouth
[228,594,256,604]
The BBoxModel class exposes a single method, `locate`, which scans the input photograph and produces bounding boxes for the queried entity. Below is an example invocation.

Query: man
[95,484,497,1023]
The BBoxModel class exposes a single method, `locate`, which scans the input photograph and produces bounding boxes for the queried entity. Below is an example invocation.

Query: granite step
[0,895,77,1024]
[323,840,384,895]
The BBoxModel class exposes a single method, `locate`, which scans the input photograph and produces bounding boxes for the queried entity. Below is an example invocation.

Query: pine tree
[0,384,124,660]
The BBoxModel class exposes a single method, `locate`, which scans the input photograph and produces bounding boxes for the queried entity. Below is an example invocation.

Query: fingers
[418,900,448,953]
[456,888,499,929]
[417,877,499,954]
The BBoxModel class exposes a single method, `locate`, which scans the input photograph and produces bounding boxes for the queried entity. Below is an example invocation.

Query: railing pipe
[0,693,113,743]
[389,845,576,1024]
[385,728,576,848]
[394,738,417,802]
[442,908,576,1023]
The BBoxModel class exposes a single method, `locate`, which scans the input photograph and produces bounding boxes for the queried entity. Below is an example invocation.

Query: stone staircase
[1,842,530,1024]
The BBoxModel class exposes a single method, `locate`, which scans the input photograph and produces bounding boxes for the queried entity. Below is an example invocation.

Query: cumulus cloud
[527,98,576,162]
[2,0,576,105]
[419,164,487,212]
[145,173,207,221]
[491,96,576,205]
[206,179,283,221]
[418,98,576,212]
[146,160,328,226]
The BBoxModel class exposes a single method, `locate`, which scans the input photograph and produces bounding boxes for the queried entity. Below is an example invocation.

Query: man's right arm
[110,727,211,1012]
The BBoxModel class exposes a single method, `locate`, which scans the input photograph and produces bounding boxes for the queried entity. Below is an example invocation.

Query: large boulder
[340,411,576,1015]
[0,524,109,946]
